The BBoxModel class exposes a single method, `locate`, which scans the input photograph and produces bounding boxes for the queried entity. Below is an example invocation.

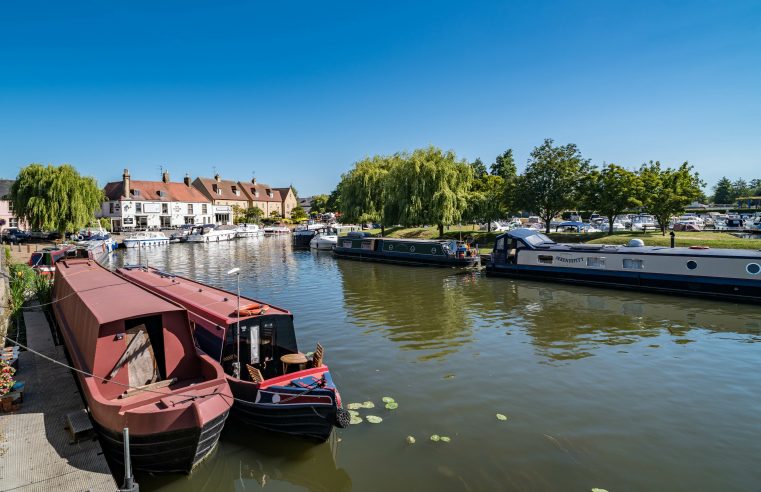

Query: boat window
[623,258,644,269]
[523,233,555,247]
[586,257,605,268]
[538,255,554,264]
[495,238,505,251]
[361,240,373,250]
[342,240,352,248]
[747,263,761,275]
[686,260,698,270]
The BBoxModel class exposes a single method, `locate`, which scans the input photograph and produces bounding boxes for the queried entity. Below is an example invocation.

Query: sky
[1,1,759,196]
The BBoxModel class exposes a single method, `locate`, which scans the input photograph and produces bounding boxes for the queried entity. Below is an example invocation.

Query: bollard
[119,427,139,492]
[670,231,675,248]
[26,244,30,253]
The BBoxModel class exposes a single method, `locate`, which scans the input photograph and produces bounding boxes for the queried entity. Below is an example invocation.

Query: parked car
[1,228,31,244]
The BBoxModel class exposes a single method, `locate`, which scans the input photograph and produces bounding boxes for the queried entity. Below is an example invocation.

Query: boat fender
[238,303,270,316]
[689,245,710,250]
[335,407,351,428]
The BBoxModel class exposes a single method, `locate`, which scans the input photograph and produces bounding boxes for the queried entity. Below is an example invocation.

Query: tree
[732,179,750,202]
[338,154,398,235]
[244,206,264,223]
[290,205,307,221]
[269,210,282,220]
[232,204,245,224]
[470,158,488,179]
[584,164,642,235]
[750,178,761,196]
[490,149,516,180]
[515,139,591,233]
[309,194,329,214]
[384,146,473,237]
[465,174,506,231]
[639,161,704,235]
[712,177,734,204]
[10,163,103,234]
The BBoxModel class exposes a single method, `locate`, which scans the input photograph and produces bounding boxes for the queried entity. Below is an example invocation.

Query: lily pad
[406,436,416,444]
[382,396,396,403]
[361,401,375,409]
[591,489,608,492]
[347,403,362,410]
[348,410,360,417]
[366,415,383,424]
[430,434,440,442]
[349,416,363,425]
[496,413,508,421]
[385,402,399,410]
[440,436,451,443]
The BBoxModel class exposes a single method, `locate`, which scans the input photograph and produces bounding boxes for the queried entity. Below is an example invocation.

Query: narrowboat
[116,266,349,442]
[486,228,761,302]
[52,259,232,474]
[29,245,77,275]
[333,236,480,267]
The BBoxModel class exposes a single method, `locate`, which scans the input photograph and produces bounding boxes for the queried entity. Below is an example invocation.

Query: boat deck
[0,304,117,491]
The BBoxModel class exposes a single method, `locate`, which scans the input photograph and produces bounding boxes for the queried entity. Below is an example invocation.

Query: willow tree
[584,164,643,235]
[639,161,704,235]
[10,164,103,233]
[384,146,473,237]
[515,139,591,233]
[337,154,399,235]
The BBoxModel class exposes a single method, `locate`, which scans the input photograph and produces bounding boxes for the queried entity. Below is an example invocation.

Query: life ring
[689,245,710,250]
[237,303,269,316]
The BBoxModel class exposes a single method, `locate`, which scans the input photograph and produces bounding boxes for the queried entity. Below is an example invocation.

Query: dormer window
[157,190,167,198]
[267,189,273,198]
[131,189,140,197]
[232,186,239,196]
[252,188,259,197]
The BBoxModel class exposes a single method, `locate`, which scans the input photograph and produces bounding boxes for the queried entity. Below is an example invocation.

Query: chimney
[252,177,257,185]
[214,173,221,182]
[184,173,191,187]
[162,169,170,183]
[122,169,130,198]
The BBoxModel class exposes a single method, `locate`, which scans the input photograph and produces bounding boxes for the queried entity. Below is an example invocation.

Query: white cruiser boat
[235,223,264,238]
[186,224,237,242]
[123,231,169,248]
[486,228,761,303]
[263,225,290,235]
[309,227,338,250]
[631,214,658,231]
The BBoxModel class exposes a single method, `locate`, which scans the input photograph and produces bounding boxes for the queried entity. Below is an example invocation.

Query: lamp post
[227,267,241,379]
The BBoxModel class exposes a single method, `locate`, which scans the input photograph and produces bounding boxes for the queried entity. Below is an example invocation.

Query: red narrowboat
[117,266,349,442]
[52,259,232,474]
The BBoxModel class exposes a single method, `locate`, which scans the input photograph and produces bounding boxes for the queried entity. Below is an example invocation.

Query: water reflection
[336,260,476,360]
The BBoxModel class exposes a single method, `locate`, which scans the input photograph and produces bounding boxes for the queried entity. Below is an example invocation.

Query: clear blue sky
[1,1,759,196]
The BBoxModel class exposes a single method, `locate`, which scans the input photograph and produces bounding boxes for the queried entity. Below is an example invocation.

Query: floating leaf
[430,434,440,442]
[440,436,451,443]
[366,415,382,424]
[382,397,395,403]
[496,413,508,421]
[361,401,375,409]
[406,436,416,444]
[349,416,363,425]
[591,489,608,492]
[348,410,360,417]
[347,403,362,410]
[385,402,398,410]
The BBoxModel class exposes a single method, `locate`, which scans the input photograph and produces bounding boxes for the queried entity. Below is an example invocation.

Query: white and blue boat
[123,231,170,248]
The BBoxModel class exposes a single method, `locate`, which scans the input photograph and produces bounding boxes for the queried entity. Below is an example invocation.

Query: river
[106,236,761,491]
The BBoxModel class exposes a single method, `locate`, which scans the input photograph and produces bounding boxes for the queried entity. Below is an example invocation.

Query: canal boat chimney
[670,231,676,248]
[184,173,191,186]
[122,168,130,198]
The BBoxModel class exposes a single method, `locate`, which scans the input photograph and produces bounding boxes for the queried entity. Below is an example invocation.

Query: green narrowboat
[333,236,480,267]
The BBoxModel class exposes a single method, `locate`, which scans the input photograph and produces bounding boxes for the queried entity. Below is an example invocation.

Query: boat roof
[377,237,462,244]
[117,266,291,325]
[55,260,185,325]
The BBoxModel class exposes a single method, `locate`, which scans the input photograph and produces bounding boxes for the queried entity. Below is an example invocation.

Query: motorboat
[53,260,232,473]
[264,225,291,235]
[236,223,264,238]
[123,231,169,248]
[717,217,745,231]
[553,221,601,234]
[292,223,325,248]
[169,224,195,242]
[70,225,111,241]
[186,224,237,242]
[117,266,349,442]
[631,214,658,231]
[310,227,338,250]
[76,238,119,262]
[597,220,626,233]
[673,216,703,232]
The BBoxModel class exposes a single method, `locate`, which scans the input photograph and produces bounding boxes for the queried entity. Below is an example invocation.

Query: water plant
[365,415,382,424]
[496,413,508,421]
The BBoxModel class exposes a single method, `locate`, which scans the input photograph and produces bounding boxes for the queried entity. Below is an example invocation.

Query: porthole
[431,247,437,254]
[747,263,761,275]
[686,260,698,270]
[410,246,416,253]
[388,244,394,251]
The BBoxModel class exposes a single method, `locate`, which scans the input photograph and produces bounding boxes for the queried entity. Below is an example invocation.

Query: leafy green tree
[290,205,307,221]
[732,179,750,202]
[584,164,642,235]
[98,217,112,232]
[490,149,516,180]
[338,154,398,235]
[244,207,264,223]
[325,187,341,214]
[10,163,103,234]
[232,204,245,224]
[465,174,506,231]
[470,158,488,179]
[639,161,704,235]
[515,139,591,233]
[750,178,761,196]
[384,146,473,237]
[712,177,734,204]
[309,194,329,214]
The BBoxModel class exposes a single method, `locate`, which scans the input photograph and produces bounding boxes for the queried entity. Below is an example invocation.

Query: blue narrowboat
[333,236,480,267]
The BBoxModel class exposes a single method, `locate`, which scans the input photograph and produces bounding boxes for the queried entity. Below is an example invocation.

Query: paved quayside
[0,304,117,491]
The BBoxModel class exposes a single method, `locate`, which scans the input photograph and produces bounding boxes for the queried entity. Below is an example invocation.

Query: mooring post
[119,427,139,492]
[670,231,675,248]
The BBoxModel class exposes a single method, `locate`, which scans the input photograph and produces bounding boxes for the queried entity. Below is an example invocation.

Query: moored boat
[187,224,238,242]
[309,227,338,250]
[333,237,480,267]
[485,228,761,302]
[236,223,264,238]
[52,259,232,473]
[116,266,349,442]
[264,225,291,235]
[292,222,326,248]
[123,231,169,248]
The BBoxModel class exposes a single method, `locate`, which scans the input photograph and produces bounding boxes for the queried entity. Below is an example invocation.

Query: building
[192,175,298,223]
[0,179,26,232]
[100,170,213,231]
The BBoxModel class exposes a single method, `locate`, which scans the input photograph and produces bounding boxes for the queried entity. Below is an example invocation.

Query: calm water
[107,237,761,491]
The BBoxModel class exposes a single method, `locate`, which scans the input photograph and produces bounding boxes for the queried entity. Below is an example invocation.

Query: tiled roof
[104,180,210,202]
[193,177,252,201]
[242,182,282,203]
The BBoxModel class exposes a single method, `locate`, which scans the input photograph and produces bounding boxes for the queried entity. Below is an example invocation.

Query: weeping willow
[10,163,104,233]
